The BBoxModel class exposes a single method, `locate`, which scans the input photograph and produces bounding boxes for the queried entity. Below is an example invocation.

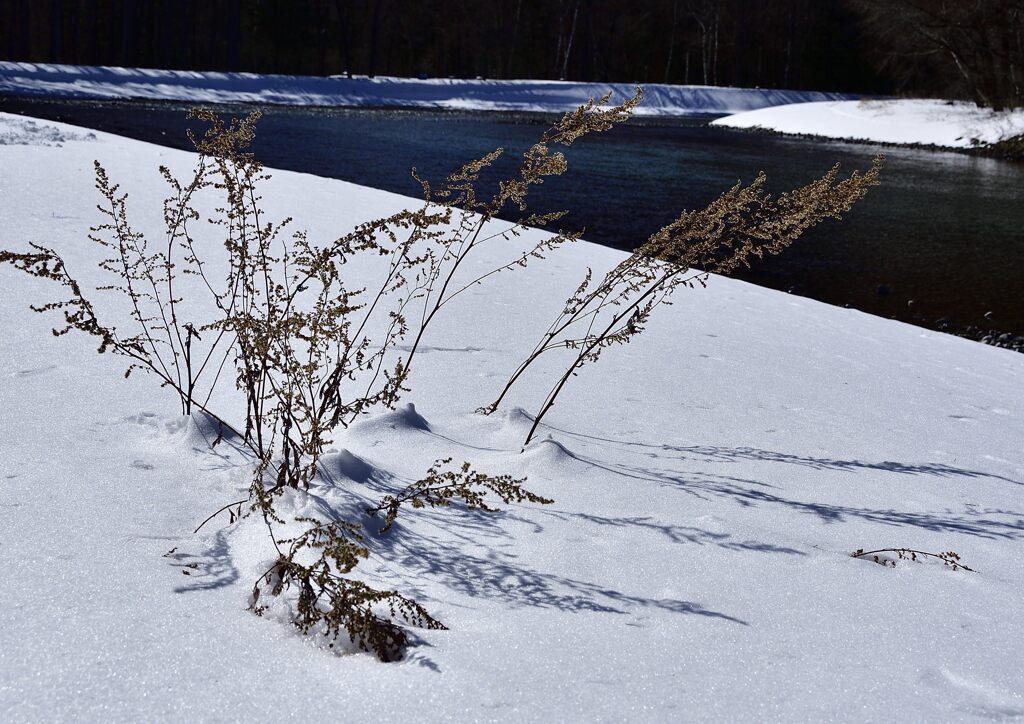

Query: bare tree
[850,0,1024,110]
[560,0,581,79]
[686,0,720,85]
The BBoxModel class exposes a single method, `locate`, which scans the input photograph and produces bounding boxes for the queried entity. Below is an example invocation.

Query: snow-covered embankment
[1,112,1023,720]
[712,98,1024,150]
[0,61,856,116]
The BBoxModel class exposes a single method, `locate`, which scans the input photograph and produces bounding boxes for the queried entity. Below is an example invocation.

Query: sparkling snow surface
[1,114,1023,722]
[712,99,1024,149]
[0,61,854,116]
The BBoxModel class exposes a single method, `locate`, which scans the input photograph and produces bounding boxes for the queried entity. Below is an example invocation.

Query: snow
[2,112,1023,721]
[712,98,1024,149]
[0,61,855,116]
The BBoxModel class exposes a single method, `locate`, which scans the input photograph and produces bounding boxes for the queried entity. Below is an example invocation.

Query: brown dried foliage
[482,156,883,448]
[4,98,636,659]
[369,458,553,534]
[2,88,882,659]
[251,516,445,661]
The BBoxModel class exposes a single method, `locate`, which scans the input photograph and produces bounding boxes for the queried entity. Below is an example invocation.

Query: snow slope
[1,113,1023,722]
[0,61,855,116]
[712,98,1024,149]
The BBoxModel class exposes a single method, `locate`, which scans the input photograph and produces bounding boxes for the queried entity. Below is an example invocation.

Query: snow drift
[712,98,1024,149]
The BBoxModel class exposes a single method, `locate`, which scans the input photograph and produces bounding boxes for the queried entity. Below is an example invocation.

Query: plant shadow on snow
[666,470,1024,540]
[488,415,1024,541]
[313,427,750,623]
[329,462,751,625]
[536,421,1023,487]
[181,407,1022,634]
[543,510,806,555]
[179,426,750,628]
[543,442,1024,541]
[167,404,1024,661]
[168,529,240,593]
[367,510,750,625]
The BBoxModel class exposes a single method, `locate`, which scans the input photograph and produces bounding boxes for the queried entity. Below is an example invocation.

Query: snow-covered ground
[0,61,855,116]
[712,98,1024,149]
[1,112,1023,721]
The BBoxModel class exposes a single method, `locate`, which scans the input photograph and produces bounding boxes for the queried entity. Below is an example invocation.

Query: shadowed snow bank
[0,61,855,116]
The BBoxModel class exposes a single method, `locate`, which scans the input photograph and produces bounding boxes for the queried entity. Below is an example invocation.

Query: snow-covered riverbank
[1,112,1023,721]
[0,61,855,116]
[712,98,1024,150]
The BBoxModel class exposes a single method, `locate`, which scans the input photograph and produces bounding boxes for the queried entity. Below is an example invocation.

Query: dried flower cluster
[251,516,445,661]
[370,458,554,534]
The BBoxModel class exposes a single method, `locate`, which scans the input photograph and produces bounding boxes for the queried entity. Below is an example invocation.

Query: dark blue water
[3,96,1022,341]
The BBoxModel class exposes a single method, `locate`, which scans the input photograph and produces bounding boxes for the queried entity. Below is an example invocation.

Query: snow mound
[711,98,1024,149]
[499,406,535,430]
[0,114,96,147]
[352,402,431,435]
[317,448,377,485]
[521,436,578,468]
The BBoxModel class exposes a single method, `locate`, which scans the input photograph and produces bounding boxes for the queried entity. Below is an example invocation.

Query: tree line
[1,0,1020,107]
[852,0,1022,111]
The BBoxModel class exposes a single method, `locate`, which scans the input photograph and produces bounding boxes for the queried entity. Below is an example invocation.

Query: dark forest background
[1,1,1021,107]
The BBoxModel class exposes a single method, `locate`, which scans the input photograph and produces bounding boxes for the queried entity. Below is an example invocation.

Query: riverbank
[2,110,1023,721]
[0,61,855,116]
[712,99,1024,154]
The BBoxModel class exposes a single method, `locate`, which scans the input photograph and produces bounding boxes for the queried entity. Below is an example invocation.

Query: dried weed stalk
[0,110,450,657]
[481,157,884,447]
[369,457,554,534]
[2,88,882,660]
[250,516,444,661]
[399,87,642,374]
[3,96,646,659]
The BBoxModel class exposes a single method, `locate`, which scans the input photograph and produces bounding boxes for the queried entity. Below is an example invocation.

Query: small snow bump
[522,435,575,465]
[354,402,431,433]
[318,449,377,484]
[500,406,535,428]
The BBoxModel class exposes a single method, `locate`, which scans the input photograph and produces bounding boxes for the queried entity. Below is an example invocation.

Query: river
[2,96,1021,346]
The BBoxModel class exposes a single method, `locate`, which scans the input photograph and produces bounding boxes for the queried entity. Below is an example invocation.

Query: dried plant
[0,96,641,660]
[481,157,884,448]
[250,516,445,661]
[2,88,882,660]
[369,458,553,534]
[398,87,643,375]
[851,548,976,572]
